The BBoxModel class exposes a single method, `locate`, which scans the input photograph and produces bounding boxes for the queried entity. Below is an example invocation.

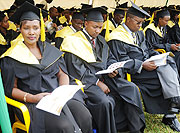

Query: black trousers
[15,99,93,133]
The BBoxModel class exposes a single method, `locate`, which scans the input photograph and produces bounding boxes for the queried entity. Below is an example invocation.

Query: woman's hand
[31,93,50,103]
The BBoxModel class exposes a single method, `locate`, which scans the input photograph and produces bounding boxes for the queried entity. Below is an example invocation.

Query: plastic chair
[5,96,30,133]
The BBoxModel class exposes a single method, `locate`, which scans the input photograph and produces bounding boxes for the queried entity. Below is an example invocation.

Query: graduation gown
[100,20,115,38]
[108,25,180,114]
[61,31,145,132]
[0,40,90,133]
[55,26,75,49]
[145,23,180,74]
[0,29,19,56]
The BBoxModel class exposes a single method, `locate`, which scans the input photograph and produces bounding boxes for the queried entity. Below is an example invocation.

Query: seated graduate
[55,11,84,49]
[144,9,180,74]
[61,7,145,133]
[0,2,92,133]
[108,1,180,132]
[0,11,19,56]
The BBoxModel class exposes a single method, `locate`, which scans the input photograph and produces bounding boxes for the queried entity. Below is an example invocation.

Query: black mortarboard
[81,3,92,10]
[14,0,35,7]
[101,6,108,11]
[127,1,151,18]
[82,7,107,22]
[156,9,170,19]
[57,6,64,13]
[36,4,45,9]
[72,12,84,21]
[9,1,47,24]
[113,7,127,15]
[119,2,128,8]
[0,11,6,22]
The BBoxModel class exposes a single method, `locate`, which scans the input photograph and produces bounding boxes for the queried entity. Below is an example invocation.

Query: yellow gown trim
[0,33,7,45]
[101,20,115,31]
[1,40,39,64]
[60,31,96,63]
[55,26,75,38]
[7,21,17,31]
[59,16,67,24]
[168,20,175,28]
[108,25,134,45]
[10,33,24,46]
[144,23,162,37]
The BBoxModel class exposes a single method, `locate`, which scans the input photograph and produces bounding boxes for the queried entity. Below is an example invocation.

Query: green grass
[144,112,180,133]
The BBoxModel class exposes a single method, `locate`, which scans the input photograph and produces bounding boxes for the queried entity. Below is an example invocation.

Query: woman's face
[20,20,40,46]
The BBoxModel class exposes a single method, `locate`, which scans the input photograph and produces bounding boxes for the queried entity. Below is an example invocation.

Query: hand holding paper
[36,85,84,116]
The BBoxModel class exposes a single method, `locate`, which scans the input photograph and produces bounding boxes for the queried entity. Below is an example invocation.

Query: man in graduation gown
[61,7,145,133]
[55,12,84,49]
[0,11,19,56]
[108,2,180,131]
[144,9,180,74]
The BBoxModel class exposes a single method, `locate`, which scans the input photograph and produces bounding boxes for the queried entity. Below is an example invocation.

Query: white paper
[144,52,170,66]
[36,85,84,116]
[95,60,129,75]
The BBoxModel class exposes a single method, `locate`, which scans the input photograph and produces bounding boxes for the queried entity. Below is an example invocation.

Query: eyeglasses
[131,17,144,25]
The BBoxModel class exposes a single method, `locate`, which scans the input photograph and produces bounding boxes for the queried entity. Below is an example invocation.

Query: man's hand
[108,70,118,78]
[171,44,179,51]
[97,81,110,94]
[142,61,157,71]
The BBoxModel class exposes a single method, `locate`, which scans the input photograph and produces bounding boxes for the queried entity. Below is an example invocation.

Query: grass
[144,112,180,133]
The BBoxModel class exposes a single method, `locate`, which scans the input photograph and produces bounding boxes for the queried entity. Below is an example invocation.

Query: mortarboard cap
[118,2,128,8]
[72,12,84,21]
[36,4,45,9]
[81,3,92,10]
[57,6,64,13]
[127,1,151,18]
[14,0,35,7]
[82,7,107,22]
[10,1,47,24]
[156,9,170,19]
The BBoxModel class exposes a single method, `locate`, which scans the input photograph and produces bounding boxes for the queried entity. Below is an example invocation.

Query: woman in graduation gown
[0,2,92,133]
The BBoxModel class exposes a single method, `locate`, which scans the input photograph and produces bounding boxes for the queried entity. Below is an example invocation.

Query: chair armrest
[5,96,30,132]
[154,49,166,53]
[126,73,131,82]
[75,79,84,93]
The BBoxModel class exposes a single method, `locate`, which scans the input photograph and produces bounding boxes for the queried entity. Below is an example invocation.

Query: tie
[132,33,137,45]
[91,38,96,49]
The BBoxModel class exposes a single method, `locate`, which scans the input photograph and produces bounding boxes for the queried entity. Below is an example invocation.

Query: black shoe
[169,97,180,114]
[162,116,180,132]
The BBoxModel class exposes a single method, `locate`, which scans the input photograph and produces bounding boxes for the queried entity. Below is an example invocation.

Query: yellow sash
[144,23,162,37]
[0,33,7,45]
[55,26,75,38]
[108,25,134,45]
[60,31,96,63]
[1,40,39,64]
[59,16,67,24]
[10,33,24,46]
[101,20,115,31]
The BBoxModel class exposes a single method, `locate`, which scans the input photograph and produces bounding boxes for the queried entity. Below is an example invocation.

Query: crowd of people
[1,0,180,132]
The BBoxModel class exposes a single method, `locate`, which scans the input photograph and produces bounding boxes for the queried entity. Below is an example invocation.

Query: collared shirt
[122,23,142,73]
[112,18,118,28]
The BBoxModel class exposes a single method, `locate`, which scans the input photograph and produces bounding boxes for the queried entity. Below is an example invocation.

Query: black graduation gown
[145,24,180,74]
[108,30,174,114]
[0,29,19,56]
[63,32,145,132]
[0,41,90,133]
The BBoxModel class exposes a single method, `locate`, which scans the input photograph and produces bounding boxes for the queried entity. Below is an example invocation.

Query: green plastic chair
[0,73,12,133]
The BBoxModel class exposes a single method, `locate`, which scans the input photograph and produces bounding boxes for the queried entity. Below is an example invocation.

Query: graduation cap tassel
[105,14,110,41]
[134,0,136,4]
[178,13,180,26]
[149,12,154,25]
[40,9,45,42]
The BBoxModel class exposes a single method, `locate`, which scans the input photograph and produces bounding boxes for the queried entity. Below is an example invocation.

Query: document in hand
[144,52,172,66]
[36,85,84,116]
[95,60,129,75]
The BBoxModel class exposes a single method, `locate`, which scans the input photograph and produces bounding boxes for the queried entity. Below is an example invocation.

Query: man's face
[50,8,58,19]
[114,14,124,24]
[159,16,170,27]
[0,16,9,29]
[126,15,145,32]
[72,19,84,31]
[85,21,103,38]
